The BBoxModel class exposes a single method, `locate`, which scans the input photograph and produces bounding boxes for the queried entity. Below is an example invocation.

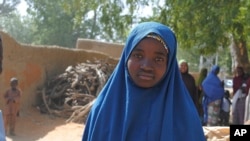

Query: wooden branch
[66,99,96,123]
[42,88,52,114]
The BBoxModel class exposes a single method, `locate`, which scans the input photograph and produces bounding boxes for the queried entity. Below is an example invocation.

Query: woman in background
[197,67,208,124]
[179,60,198,112]
[202,65,224,126]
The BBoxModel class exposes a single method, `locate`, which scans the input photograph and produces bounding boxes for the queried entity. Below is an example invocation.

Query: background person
[0,36,5,140]
[202,65,224,126]
[0,36,3,74]
[196,67,208,124]
[179,59,198,112]
[244,89,250,124]
[232,83,247,124]
[232,66,248,96]
[0,110,5,141]
[3,77,22,136]
[220,90,232,126]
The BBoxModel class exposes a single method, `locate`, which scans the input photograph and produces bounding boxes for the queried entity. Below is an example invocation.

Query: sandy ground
[3,106,232,141]
[5,107,84,141]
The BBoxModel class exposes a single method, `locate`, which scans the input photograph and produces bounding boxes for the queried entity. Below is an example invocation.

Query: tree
[0,0,20,16]
[60,0,155,43]
[0,12,36,44]
[24,0,154,47]
[3,0,250,75]
[0,0,37,44]
[153,0,250,73]
[25,0,79,47]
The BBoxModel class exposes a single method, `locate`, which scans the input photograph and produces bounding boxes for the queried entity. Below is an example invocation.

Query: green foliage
[149,0,250,56]
[65,0,151,42]
[0,12,36,44]
[2,0,250,72]
[0,0,20,16]
[25,0,78,47]
[138,0,250,72]
[23,0,152,46]
[0,0,36,44]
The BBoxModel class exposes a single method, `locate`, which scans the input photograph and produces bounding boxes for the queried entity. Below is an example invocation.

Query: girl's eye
[155,57,165,63]
[133,53,143,59]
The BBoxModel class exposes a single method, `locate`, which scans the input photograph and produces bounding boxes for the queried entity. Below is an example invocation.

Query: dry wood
[42,88,52,114]
[36,60,115,123]
[66,99,96,123]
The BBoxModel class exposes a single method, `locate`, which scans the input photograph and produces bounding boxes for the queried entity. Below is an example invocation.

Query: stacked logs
[36,60,116,123]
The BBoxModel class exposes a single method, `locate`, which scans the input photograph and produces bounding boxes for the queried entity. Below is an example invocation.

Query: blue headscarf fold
[82,22,205,141]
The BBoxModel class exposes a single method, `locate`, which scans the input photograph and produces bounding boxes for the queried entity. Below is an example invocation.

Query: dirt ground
[3,105,232,141]
[5,107,84,141]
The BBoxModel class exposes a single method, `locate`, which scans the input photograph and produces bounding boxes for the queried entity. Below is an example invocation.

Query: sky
[17,0,28,16]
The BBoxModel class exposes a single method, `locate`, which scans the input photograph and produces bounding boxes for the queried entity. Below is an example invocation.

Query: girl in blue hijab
[82,22,205,141]
[202,65,224,126]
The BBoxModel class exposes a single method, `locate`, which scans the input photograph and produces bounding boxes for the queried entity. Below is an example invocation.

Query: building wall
[0,31,118,110]
[76,38,123,59]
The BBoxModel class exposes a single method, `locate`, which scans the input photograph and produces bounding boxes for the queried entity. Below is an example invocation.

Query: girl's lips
[138,73,154,80]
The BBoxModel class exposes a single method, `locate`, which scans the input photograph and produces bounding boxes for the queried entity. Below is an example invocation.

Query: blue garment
[0,110,6,141]
[202,65,224,124]
[82,22,205,141]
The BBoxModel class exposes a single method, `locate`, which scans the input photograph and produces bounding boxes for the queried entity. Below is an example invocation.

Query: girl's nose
[140,59,153,71]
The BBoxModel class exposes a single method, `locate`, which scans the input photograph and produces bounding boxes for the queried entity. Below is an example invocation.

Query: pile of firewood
[36,60,116,123]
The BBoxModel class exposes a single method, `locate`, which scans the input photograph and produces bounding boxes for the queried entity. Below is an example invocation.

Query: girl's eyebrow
[134,48,167,58]
[133,47,167,56]
[155,51,167,57]
[133,48,143,52]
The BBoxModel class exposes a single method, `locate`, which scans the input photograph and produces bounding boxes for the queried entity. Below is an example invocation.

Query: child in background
[220,90,232,126]
[3,77,22,136]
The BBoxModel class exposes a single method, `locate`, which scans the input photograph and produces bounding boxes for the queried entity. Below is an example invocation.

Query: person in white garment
[244,91,250,124]
[232,83,247,124]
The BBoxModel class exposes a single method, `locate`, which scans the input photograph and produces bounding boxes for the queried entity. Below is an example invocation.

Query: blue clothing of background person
[202,65,224,125]
[82,22,206,141]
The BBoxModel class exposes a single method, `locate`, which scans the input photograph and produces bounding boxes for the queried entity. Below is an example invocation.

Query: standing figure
[232,66,248,125]
[202,65,224,126]
[196,67,208,124]
[82,22,205,141]
[233,66,248,96]
[3,77,22,136]
[179,60,198,112]
[0,36,3,74]
[0,36,5,140]
[244,89,250,124]
[0,110,5,141]
[220,90,232,126]
[232,83,247,125]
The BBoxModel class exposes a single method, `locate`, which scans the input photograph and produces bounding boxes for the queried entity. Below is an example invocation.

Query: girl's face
[127,37,168,88]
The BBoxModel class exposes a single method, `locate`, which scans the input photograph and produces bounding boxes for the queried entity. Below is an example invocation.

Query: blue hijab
[202,65,224,123]
[82,22,205,141]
